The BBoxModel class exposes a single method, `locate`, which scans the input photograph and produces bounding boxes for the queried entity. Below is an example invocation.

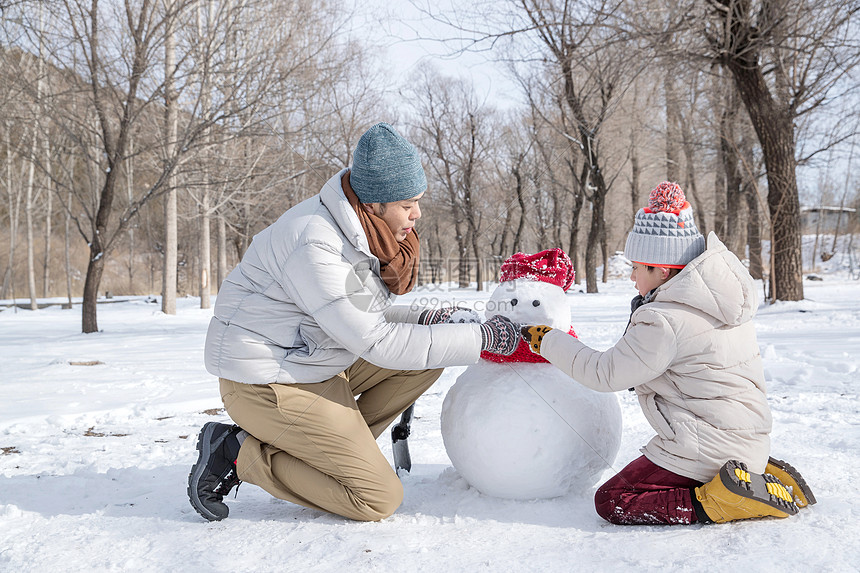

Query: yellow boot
[694,460,798,524]
[766,457,816,508]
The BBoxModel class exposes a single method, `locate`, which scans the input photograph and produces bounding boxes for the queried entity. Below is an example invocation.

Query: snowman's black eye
[511,298,518,306]
[532,300,541,307]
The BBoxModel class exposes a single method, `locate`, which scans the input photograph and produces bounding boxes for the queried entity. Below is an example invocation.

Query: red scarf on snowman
[480,249,578,364]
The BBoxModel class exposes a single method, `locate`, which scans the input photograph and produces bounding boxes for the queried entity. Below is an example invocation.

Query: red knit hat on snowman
[499,248,575,291]
[624,182,706,269]
[483,248,577,364]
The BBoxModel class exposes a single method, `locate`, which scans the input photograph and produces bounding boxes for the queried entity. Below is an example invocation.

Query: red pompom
[647,182,686,213]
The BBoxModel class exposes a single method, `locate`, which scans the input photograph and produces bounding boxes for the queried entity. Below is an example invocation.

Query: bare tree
[699,0,860,300]
[664,74,682,182]
[717,73,747,256]
[514,0,636,292]
[21,1,46,309]
[410,67,478,288]
[2,0,336,330]
[162,0,180,316]
[33,0,198,331]
[494,116,532,257]
[190,0,363,295]
[676,73,709,238]
[1,115,22,303]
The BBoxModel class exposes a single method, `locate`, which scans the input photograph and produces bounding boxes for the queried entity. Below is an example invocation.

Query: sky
[355,0,521,109]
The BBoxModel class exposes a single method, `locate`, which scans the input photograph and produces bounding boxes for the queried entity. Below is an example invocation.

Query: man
[188,122,519,522]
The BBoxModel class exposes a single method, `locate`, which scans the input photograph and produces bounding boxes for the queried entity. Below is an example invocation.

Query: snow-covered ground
[1,259,859,571]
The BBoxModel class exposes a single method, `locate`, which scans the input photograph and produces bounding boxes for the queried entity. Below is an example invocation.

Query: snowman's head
[486,248,575,330]
[487,278,571,330]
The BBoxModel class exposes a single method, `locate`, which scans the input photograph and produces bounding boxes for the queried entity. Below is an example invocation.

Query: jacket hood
[653,232,758,326]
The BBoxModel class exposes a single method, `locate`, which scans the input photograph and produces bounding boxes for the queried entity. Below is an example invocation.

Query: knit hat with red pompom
[624,182,705,268]
[499,248,575,291]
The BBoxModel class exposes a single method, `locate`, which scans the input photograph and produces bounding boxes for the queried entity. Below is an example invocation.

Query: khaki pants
[219,359,443,521]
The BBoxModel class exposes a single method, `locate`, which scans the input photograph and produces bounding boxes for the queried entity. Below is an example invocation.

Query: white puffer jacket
[204,169,483,385]
[540,233,771,482]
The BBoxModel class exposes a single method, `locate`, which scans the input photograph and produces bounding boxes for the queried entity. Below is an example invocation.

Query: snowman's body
[441,277,623,500]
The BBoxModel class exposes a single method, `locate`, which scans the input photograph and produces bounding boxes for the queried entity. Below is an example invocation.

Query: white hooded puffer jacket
[204,169,483,385]
[540,233,771,482]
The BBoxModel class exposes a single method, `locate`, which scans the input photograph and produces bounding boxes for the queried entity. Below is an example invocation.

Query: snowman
[440,249,622,500]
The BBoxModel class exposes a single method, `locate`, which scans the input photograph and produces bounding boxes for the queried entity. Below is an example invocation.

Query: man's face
[364,192,424,241]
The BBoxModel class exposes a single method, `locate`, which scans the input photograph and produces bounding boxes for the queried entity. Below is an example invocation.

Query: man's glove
[521,325,553,355]
[480,315,520,355]
[418,307,453,325]
[418,307,481,325]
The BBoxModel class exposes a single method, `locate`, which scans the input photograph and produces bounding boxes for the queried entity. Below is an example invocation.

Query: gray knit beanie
[350,122,427,204]
[624,182,706,268]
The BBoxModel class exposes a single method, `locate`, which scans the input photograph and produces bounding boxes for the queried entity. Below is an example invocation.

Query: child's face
[630,263,671,296]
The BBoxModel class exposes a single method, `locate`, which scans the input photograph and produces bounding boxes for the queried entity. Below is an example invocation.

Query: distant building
[801,206,858,234]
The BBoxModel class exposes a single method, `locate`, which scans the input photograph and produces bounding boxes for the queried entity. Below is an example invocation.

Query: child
[520,182,815,525]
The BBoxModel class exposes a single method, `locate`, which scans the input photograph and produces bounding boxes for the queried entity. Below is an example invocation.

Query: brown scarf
[342,172,420,295]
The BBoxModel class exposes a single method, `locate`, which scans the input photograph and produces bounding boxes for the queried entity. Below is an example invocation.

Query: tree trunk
[601,228,608,284]
[424,220,443,283]
[831,142,854,255]
[217,214,227,289]
[719,87,744,254]
[679,115,708,238]
[558,56,610,293]
[80,0,142,332]
[713,140,728,240]
[744,182,763,279]
[198,0,212,309]
[458,238,470,288]
[126,137,135,293]
[584,176,607,294]
[567,161,586,286]
[161,180,177,314]
[82,249,105,332]
[728,57,804,301]
[430,128,469,288]
[24,0,46,309]
[664,75,681,182]
[42,149,53,298]
[470,234,483,291]
[2,123,20,300]
[199,194,211,308]
[628,77,642,221]
[629,137,641,219]
[535,191,549,250]
[24,128,38,310]
[552,191,563,250]
[162,4,178,315]
[712,74,728,239]
[462,116,483,292]
[81,158,120,332]
[513,175,526,254]
[239,185,251,257]
[64,189,73,307]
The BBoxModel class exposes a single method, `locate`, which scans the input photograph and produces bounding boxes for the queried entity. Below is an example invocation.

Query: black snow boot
[187,422,243,521]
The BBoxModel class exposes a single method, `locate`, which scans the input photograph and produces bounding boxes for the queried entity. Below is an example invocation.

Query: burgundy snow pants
[594,455,705,525]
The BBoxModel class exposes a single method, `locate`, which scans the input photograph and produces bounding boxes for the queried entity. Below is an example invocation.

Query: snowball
[441,361,622,499]
[447,308,481,324]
